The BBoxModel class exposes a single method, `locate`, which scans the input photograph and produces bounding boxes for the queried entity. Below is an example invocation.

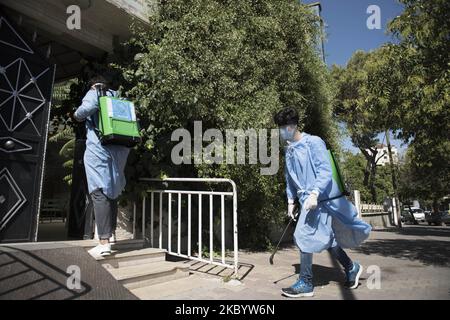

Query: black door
[0,12,55,242]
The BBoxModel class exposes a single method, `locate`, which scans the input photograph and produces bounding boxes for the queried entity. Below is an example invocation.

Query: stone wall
[362,212,393,230]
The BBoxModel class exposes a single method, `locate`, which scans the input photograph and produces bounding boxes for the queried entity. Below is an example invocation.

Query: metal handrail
[135,178,239,276]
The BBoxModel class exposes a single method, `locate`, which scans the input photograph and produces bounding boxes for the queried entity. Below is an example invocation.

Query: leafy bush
[114,0,337,249]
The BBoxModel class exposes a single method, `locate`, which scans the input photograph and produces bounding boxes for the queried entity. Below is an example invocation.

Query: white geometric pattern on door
[0,10,56,242]
[0,167,27,231]
[0,58,49,136]
[0,16,34,54]
[0,136,32,153]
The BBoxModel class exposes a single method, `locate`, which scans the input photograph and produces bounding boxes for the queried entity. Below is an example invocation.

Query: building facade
[366,143,399,166]
[0,0,153,242]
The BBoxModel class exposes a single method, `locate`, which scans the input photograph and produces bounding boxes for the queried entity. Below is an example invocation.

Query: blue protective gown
[285,133,371,253]
[74,89,130,200]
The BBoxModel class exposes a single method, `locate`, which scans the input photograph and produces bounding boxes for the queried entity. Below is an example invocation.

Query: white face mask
[280,125,297,142]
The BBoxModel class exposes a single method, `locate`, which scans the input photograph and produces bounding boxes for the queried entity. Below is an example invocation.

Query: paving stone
[134,225,450,300]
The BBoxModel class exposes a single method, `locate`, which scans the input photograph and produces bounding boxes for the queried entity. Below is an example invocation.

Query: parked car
[443,212,450,226]
[401,209,418,224]
[409,207,426,222]
[426,211,450,226]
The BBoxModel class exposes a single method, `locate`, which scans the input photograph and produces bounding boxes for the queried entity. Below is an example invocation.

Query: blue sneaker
[345,262,363,289]
[281,278,314,298]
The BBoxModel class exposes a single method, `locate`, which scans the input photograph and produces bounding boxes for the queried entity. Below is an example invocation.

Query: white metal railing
[361,203,385,212]
[353,190,389,218]
[133,178,239,276]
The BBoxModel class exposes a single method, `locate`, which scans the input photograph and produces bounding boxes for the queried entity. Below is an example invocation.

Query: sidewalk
[143,224,450,300]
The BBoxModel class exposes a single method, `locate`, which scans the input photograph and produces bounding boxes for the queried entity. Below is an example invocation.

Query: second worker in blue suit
[274,107,372,298]
[74,75,130,258]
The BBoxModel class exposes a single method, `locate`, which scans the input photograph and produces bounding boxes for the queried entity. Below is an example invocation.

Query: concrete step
[97,248,167,269]
[111,239,145,251]
[3,239,144,251]
[82,239,145,250]
[107,261,190,290]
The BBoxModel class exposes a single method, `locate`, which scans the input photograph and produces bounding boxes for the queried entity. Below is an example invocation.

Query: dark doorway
[0,11,56,242]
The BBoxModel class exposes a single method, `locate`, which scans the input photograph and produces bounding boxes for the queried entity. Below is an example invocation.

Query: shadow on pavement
[0,246,92,300]
[172,255,255,281]
[396,225,450,238]
[273,264,345,287]
[285,263,360,300]
[293,259,364,300]
[272,251,364,300]
[297,264,343,285]
[354,239,450,267]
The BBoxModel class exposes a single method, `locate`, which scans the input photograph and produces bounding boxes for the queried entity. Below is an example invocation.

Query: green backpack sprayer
[93,84,141,147]
[325,149,350,201]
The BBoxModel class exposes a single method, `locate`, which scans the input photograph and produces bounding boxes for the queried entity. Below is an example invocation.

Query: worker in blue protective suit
[74,75,130,258]
[274,107,371,298]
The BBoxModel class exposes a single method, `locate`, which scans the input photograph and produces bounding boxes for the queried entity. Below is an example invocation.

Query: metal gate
[137,178,239,276]
[0,12,55,242]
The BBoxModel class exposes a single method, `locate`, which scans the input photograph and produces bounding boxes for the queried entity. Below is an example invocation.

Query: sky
[302,0,408,154]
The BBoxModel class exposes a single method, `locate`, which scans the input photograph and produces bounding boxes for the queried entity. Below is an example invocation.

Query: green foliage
[114,0,336,249]
[340,151,393,203]
[49,79,79,135]
[386,0,450,202]
[331,50,393,202]
[340,151,367,198]
[49,126,74,143]
[49,81,77,186]
[333,0,449,205]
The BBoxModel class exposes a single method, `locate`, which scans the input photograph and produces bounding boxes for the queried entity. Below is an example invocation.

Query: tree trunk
[363,161,370,186]
[408,205,418,225]
[360,148,378,203]
[432,197,439,213]
[369,160,378,203]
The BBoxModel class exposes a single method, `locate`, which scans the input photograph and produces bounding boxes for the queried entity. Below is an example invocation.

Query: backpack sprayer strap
[319,193,346,203]
[305,141,349,203]
[92,84,115,141]
[92,85,103,140]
